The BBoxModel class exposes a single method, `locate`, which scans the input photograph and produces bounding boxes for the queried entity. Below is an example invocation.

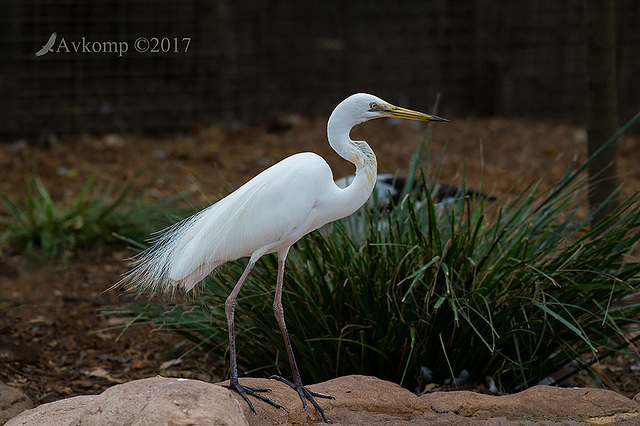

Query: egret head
[337,93,449,125]
[327,93,449,162]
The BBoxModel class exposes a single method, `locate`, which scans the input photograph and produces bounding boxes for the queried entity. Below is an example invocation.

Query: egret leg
[270,258,334,423]
[221,260,282,412]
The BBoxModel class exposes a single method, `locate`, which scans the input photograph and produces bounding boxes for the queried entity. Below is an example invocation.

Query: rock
[421,385,639,421]
[5,375,443,425]
[220,374,434,424]
[0,382,33,424]
[6,377,640,425]
[8,396,95,426]
[6,377,247,426]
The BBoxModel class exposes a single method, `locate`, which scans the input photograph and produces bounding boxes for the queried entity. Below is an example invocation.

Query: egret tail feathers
[117,207,220,293]
[117,179,268,293]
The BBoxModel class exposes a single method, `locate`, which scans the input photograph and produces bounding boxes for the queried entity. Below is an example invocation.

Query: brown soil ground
[1,114,640,407]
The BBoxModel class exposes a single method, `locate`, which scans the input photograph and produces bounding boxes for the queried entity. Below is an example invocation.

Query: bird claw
[220,381,282,413]
[269,375,334,423]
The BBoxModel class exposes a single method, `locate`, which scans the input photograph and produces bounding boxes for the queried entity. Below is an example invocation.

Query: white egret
[117,93,448,422]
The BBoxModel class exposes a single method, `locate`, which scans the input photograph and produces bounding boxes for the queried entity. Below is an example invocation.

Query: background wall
[1,0,638,139]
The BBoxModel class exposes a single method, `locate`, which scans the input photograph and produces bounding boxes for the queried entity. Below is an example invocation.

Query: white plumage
[126,152,343,291]
[118,93,448,422]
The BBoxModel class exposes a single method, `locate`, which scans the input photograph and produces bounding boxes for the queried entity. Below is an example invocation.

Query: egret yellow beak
[382,104,449,122]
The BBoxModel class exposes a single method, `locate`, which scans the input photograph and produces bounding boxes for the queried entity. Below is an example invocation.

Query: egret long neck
[327,112,378,217]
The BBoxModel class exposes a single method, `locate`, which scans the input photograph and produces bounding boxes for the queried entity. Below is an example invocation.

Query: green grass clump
[0,174,190,258]
[117,113,640,392]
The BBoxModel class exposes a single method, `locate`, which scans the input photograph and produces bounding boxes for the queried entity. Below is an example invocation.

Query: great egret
[117,93,448,422]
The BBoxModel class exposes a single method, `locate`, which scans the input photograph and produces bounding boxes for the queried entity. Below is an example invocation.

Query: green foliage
[180,175,640,390]
[117,113,640,392]
[0,174,190,258]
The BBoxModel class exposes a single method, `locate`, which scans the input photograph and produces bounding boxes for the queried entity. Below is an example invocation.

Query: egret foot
[221,381,282,413]
[270,375,334,423]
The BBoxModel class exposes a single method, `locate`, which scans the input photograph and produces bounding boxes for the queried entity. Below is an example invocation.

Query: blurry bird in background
[116,93,449,422]
[334,173,495,210]
[330,174,495,241]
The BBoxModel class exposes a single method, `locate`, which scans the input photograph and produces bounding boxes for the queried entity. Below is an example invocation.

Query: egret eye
[369,102,379,111]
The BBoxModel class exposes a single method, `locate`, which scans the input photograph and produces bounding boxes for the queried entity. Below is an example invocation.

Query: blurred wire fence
[1,0,638,139]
